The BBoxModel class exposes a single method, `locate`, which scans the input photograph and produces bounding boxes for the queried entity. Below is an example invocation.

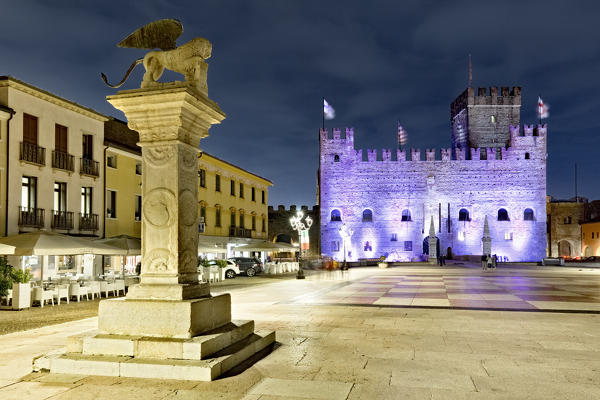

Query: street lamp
[339,223,353,270]
[290,211,313,279]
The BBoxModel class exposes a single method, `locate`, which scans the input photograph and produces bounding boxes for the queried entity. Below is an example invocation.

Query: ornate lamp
[290,211,313,279]
[339,223,354,270]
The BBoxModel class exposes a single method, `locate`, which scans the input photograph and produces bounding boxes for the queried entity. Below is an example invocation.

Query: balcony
[18,207,45,228]
[20,142,46,166]
[80,158,99,177]
[229,226,252,238]
[52,150,75,172]
[79,213,99,231]
[51,210,74,230]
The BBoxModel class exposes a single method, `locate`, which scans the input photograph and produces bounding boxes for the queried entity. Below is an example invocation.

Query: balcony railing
[228,226,252,238]
[51,210,74,230]
[79,213,99,231]
[52,150,74,172]
[18,207,45,228]
[80,158,99,177]
[20,142,45,166]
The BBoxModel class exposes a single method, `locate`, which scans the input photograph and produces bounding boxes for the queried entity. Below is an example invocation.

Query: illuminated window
[490,115,496,123]
[505,232,513,240]
[330,209,341,222]
[458,208,469,221]
[497,208,509,221]
[391,233,397,241]
[458,231,465,241]
[563,216,572,224]
[524,208,534,221]
[401,209,411,222]
[362,209,373,222]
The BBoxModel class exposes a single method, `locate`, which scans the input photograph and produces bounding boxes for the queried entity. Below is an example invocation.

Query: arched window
[524,208,534,221]
[333,154,340,162]
[458,208,470,221]
[525,152,530,159]
[401,209,411,222]
[330,209,341,222]
[362,209,373,222]
[497,208,509,221]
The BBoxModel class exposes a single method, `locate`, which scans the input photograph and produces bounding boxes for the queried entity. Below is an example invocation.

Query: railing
[52,150,74,172]
[20,142,45,166]
[51,210,73,230]
[18,207,45,228]
[79,213,99,231]
[80,158,99,177]
[228,226,252,238]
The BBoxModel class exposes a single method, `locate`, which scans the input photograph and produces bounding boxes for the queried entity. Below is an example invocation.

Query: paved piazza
[0,264,599,399]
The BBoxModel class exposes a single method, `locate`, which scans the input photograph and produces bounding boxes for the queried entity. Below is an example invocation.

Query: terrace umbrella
[94,235,141,276]
[233,241,297,252]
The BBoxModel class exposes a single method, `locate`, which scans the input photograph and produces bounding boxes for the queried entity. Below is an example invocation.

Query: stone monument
[428,216,438,264]
[34,19,275,381]
[482,215,492,256]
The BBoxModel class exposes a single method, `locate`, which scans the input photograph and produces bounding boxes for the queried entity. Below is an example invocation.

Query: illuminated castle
[319,86,547,262]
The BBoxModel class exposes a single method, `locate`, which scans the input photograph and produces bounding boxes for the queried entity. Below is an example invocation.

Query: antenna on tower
[468,54,473,87]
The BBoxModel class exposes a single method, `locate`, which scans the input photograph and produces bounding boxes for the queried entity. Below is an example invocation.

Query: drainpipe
[4,108,15,236]
[102,145,108,238]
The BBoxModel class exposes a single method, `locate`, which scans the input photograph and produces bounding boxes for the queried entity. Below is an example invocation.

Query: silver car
[207,259,240,279]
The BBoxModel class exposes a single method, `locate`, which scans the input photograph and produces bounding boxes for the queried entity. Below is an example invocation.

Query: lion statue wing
[118,19,183,51]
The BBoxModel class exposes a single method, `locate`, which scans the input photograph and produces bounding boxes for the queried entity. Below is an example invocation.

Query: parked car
[228,257,263,277]
[207,260,240,279]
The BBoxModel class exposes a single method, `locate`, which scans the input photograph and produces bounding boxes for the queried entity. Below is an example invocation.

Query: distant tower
[450,60,521,154]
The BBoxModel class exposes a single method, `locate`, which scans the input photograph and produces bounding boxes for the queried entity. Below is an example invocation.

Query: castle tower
[450,86,521,152]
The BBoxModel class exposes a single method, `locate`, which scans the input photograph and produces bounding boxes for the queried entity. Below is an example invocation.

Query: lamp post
[290,211,313,279]
[339,223,354,270]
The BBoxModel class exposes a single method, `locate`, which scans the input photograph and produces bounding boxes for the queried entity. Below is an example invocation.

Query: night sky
[2,1,599,207]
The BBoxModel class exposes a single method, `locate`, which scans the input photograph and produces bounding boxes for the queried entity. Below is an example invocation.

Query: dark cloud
[2,0,599,205]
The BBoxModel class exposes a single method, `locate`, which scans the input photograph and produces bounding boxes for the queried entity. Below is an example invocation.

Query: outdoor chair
[210,266,220,282]
[115,279,126,296]
[99,281,116,297]
[33,287,55,307]
[1,289,12,306]
[85,281,101,300]
[202,266,211,283]
[53,285,70,305]
[69,283,89,302]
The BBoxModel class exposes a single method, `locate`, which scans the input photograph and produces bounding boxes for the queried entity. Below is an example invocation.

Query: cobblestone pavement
[0,264,599,399]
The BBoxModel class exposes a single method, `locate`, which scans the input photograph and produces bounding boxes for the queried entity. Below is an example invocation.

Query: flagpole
[538,93,542,125]
[322,97,325,131]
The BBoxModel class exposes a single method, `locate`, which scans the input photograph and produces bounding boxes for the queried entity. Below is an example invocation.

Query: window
[215,207,221,227]
[215,174,221,192]
[524,208,534,221]
[200,205,206,225]
[458,208,469,221]
[362,209,373,222]
[525,152,530,160]
[55,124,68,153]
[230,179,235,196]
[107,154,117,168]
[364,241,372,251]
[21,176,37,209]
[230,210,235,227]
[23,114,38,144]
[497,208,509,221]
[563,216,572,224]
[82,134,93,159]
[239,213,244,228]
[332,241,340,252]
[81,187,92,215]
[458,231,465,241]
[54,182,67,212]
[106,190,117,218]
[391,233,398,242]
[334,154,340,162]
[401,209,411,222]
[330,209,341,222]
[135,162,142,175]
[592,232,594,239]
[252,215,256,230]
[199,169,206,188]
[239,183,244,198]
[262,190,265,204]
[262,217,266,232]
[404,241,412,251]
[490,115,496,123]
[134,195,142,221]
[505,232,513,240]
[251,187,255,201]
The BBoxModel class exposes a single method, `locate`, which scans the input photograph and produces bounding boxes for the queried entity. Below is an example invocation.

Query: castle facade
[319,86,547,262]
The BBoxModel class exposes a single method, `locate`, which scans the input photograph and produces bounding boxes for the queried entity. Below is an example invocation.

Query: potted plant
[12,268,33,310]
[0,258,15,307]
[378,255,388,269]
[216,259,228,281]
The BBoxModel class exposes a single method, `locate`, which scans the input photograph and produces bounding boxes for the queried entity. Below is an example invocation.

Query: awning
[0,231,128,256]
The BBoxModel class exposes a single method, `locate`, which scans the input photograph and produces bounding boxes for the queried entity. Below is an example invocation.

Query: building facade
[546,197,586,258]
[320,86,547,262]
[582,221,600,257]
[0,76,106,237]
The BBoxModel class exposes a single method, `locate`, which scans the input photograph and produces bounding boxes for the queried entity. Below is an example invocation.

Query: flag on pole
[323,98,335,120]
[537,96,549,119]
[397,122,407,148]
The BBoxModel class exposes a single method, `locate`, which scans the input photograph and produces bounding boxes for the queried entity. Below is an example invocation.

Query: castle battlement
[269,205,318,213]
[510,124,547,138]
[320,127,354,144]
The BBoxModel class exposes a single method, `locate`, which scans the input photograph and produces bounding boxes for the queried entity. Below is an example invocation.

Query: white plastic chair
[202,267,211,283]
[53,285,70,305]
[210,266,220,282]
[33,287,55,307]
[99,281,116,297]
[85,281,101,300]
[69,283,89,302]
[115,279,126,296]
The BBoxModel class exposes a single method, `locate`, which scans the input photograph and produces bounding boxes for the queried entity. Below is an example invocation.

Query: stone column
[428,216,438,264]
[482,215,492,256]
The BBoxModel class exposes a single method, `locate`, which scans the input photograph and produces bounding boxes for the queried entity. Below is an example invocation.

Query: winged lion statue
[101,19,211,93]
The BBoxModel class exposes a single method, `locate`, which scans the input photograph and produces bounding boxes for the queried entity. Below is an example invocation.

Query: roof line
[200,151,273,185]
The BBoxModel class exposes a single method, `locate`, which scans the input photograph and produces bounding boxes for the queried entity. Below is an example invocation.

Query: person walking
[487,255,493,271]
[481,254,487,271]
[491,254,497,270]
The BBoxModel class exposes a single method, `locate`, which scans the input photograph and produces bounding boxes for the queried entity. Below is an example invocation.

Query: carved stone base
[126,282,210,301]
[98,294,231,339]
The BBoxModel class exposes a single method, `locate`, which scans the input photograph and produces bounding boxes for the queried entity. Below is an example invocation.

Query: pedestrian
[437,254,442,266]
[492,254,497,269]
[487,255,492,271]
[441,255,446,266]
[481,254,487,271]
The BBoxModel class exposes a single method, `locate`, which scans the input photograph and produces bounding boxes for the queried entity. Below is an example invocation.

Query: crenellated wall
[268,205,320,257]
[319,124,547,262]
